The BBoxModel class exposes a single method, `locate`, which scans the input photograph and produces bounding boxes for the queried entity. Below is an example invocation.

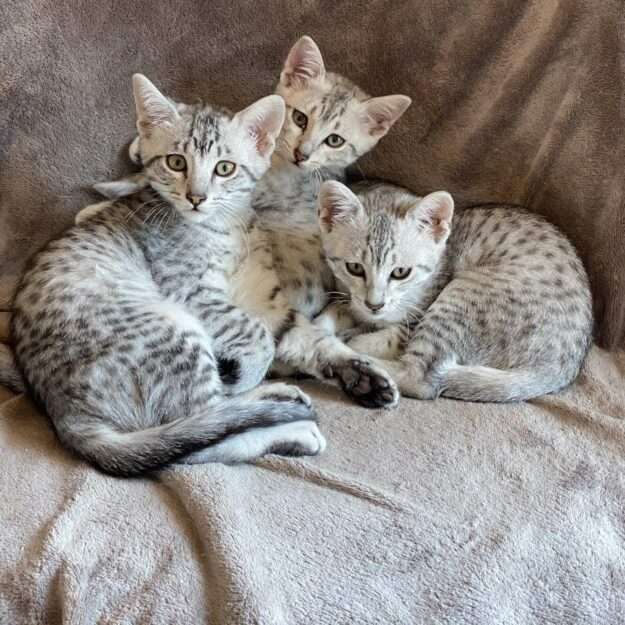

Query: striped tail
[58,397,315,477]
[441,365,561,402]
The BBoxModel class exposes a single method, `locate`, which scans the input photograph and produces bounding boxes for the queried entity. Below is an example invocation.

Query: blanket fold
[2,347,625,624]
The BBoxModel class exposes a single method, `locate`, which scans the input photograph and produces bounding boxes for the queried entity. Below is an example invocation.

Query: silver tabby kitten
[92,37,411,408]
[252,36,412,320]
[315,181,593,401]
[11,75,326,477]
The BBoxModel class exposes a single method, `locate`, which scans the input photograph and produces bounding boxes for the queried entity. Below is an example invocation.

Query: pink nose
[294,148,308,163]
[186,193,206,208]
[365,300,385,312]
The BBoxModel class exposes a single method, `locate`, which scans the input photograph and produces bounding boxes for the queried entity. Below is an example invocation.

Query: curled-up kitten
[11,75,325,477]
[91,36,411,409]
[315,180,593,402]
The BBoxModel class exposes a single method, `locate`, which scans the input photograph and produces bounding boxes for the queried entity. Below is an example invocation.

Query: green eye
[346,262,365,278]
[325,134,345,148]
[214,161,237,177]
[166,154,187,172]
[391,267,412,280]
[292,109,308,130]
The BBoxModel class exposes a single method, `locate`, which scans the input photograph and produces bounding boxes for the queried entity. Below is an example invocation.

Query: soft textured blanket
[0,0,624,346]
[1,312,625,624]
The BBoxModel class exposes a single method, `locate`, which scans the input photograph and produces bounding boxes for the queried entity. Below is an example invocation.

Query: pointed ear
[415,191,454,243]
[128,136,142,165]
[132,74,179,137]
[318,181,363,233]
[93,173,149,199]
[233,95,286,158]
[280,36,326,88]
[361,95,412,138]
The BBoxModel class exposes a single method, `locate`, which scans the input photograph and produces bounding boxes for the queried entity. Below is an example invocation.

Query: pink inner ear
[321,212,334,232]
[138,120,152,138]
[254,130,272,157]
[367,116,389,137]
[319,202,338,232]
[430,216,450,242]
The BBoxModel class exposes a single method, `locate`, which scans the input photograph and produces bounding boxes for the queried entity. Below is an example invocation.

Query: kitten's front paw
[334,359,399,409]
[267,421,327,457]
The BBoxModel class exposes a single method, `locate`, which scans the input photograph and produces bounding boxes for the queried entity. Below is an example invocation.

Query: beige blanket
[2,306,624,624]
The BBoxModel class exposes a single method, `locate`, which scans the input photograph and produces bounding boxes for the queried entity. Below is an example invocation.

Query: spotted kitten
[315,181,593,402]
[11,75,326,477]
[252,35,411,321]
[92,37,411,408]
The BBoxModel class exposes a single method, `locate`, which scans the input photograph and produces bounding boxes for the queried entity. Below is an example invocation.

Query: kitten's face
[319,182,454,325]
[274,36,411,172]
[127,75,284,224]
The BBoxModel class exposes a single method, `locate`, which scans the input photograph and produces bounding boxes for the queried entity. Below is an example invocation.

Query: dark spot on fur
[218,357,240,385]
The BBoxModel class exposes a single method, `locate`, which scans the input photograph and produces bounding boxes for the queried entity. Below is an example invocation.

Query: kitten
[88,37,411,409]
[315,180,593,402]
[252,36,411,320]
[11,74,326,477]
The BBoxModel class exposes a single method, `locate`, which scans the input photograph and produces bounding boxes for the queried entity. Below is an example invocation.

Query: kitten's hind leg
[181,420,326,464]
[189,294,276,396]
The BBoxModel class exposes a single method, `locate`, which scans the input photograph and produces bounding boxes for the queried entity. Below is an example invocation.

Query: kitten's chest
[253,169,319,216]
[142,218,240,299]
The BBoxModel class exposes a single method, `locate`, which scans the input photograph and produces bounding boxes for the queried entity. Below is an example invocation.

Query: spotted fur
[11,75,326,476]
[231,37,410,408]
[87,38,412,409]
[253,36,411,322]
[316,181,594,402]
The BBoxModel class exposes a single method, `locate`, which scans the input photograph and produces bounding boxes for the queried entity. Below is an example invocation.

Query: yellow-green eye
[214,161,236,177]
[166,154,187,172]
[391,267,412,280]
[346,262,365,278]
[325,134,345,148]
[292,109,308,130]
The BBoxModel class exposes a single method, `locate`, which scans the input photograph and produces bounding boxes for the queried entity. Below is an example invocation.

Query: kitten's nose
[186,193,207,208]
[294,148,308,163]
[365,300,385,312]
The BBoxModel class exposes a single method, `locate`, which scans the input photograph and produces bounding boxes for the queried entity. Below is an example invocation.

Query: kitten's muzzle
[365,300,385,312]
[294,148,309,164]
[186,192,207,209]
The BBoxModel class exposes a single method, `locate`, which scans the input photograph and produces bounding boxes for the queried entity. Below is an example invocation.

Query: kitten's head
[318,181,454,325]
[100,74,285,224]
[274,36,411,172]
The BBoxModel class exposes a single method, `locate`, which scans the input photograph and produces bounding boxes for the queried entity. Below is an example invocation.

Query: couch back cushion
[1,0,623,346]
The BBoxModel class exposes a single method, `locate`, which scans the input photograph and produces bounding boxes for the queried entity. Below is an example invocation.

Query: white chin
[180,209,209,223]
[354,305,384,325]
